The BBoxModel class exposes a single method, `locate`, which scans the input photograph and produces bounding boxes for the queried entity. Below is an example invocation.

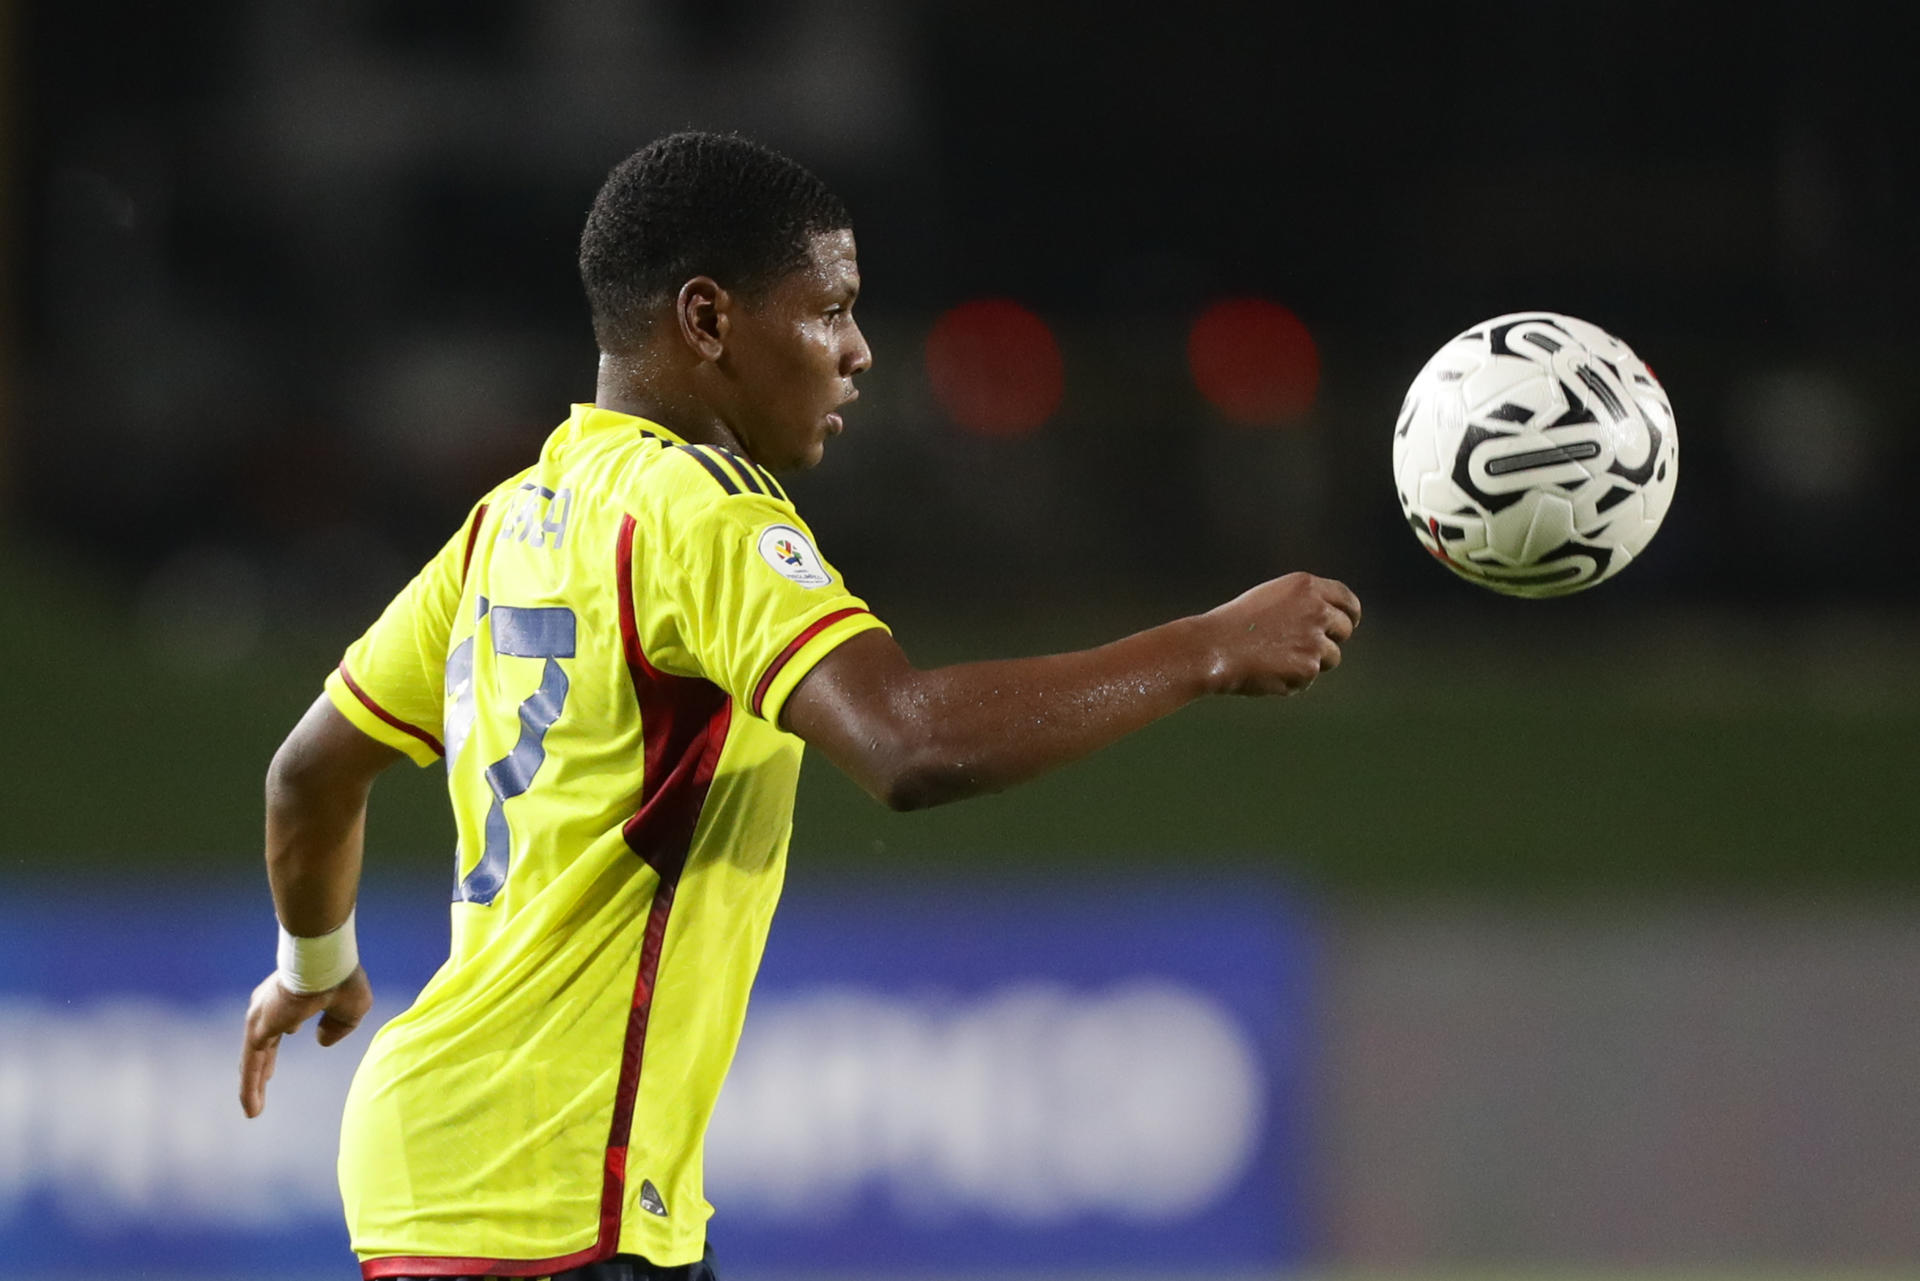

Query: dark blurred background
[6,0,1914,888]
[15,0,1919,604]
[3,4,1918,1275]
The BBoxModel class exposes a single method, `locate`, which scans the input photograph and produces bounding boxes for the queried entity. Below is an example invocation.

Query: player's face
[721,229,870,471]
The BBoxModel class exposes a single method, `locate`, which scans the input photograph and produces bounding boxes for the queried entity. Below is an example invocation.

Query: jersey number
[443,600,576,905]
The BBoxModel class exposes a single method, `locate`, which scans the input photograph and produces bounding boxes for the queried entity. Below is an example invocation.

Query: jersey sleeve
[636,481,889,726]
[323,502,486,767]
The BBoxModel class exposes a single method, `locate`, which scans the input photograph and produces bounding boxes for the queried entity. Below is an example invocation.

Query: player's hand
[1202,572,1362,696]
[239,965,373,1118]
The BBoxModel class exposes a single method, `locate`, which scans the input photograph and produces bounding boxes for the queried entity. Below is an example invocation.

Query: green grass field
[8,546,1919,898]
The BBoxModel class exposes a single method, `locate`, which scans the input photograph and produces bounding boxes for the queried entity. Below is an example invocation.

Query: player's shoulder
[626,439,796,523]
[659,441,791,505]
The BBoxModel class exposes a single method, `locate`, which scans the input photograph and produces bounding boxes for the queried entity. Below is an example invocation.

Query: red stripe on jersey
[361,1240,602,1278]
[616,513,733,879]
[622,688,732,881]
[459,501,490,582]
[610,511,731,1250]
[336,663,445,757]
[751,607,868,720]
[597,875,677,1248]
[616,513,664,683]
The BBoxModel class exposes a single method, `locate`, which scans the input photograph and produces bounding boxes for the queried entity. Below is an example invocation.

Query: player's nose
[842,321,872,377]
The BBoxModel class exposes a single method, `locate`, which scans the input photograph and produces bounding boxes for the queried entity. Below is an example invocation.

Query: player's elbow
[865,739,990,812]
[265,734,320,811]
[264,736,348,855]
[789,648,994,810]
[873,763,945,812]
[265,697,398,820]
[840,739,936,811]
[266,721,346,809]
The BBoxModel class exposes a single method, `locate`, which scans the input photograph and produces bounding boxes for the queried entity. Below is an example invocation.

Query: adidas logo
[638,1179,668,1218]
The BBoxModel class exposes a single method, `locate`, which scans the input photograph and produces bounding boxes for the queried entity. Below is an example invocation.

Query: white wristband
[275,909,359,994]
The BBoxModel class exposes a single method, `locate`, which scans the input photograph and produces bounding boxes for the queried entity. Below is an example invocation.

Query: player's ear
[675,276,730,363]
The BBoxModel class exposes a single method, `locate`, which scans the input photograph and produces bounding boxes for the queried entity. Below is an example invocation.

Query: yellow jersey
[321,404,887,1275]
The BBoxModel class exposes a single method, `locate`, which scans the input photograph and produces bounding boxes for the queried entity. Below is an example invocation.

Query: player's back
[324,404,886,1272]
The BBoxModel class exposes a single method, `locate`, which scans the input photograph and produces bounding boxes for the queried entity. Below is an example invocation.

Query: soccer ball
[1391,312,1678,598]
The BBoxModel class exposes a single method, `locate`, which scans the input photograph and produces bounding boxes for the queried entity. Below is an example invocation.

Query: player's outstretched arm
[239,696,401,1117]
[784,571,1360,811]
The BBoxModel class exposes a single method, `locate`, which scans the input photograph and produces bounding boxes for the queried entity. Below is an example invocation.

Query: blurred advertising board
[0,880,1315,1276]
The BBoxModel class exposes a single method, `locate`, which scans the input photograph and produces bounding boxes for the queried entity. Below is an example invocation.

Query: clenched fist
[1201,572,1362,696]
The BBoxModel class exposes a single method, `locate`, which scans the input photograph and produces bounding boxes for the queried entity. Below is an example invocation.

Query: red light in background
[924,299,1064,437]
[1187,298,1319,426]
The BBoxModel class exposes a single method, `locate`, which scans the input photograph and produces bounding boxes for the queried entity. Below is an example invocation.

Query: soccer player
[238,131,1360,1281]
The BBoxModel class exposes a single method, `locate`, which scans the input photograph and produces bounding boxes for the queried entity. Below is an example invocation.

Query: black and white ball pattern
[1392,312,1678,598]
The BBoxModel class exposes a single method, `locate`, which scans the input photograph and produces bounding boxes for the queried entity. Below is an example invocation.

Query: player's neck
[594,350,747,455]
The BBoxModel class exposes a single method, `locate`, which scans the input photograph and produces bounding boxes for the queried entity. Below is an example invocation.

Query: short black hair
[578,131,851,352]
